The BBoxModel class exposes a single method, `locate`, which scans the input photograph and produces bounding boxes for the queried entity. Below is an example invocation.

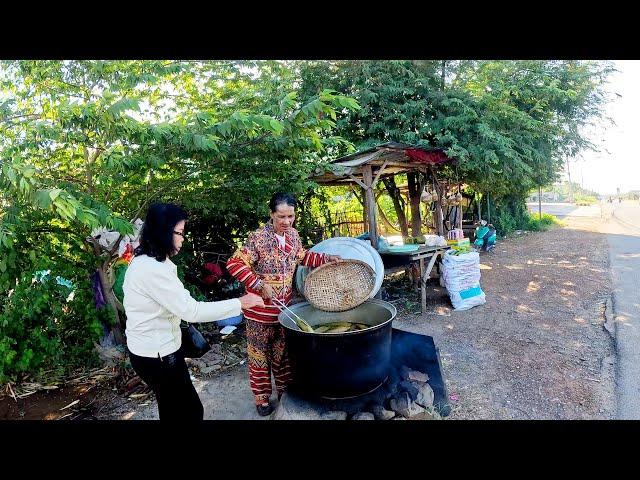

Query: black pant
[128,348,204,421]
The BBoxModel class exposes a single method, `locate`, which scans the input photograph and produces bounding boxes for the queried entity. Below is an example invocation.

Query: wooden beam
[371,160,389,188]
[366,159,410,168]
[363,165,378,250]
[313,165,419,186]
[331,149,385,166]
[347,174,367,190]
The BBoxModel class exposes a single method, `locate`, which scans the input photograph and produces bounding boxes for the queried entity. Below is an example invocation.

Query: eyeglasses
[173,231,185,237]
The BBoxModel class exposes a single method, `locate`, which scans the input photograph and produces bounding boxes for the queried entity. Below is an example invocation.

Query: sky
[571,60,640,195]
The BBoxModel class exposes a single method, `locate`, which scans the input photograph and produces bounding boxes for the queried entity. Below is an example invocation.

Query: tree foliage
[298,59,613,201]
[0,60,360,378]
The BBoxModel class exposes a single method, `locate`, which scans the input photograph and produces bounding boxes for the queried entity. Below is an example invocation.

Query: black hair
[269,192,297,212]
[134,203,188,262]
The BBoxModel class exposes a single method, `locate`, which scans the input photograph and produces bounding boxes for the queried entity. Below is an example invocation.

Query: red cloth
[120,243,134,263]
[202,262,224,285]
[405,149,450,165]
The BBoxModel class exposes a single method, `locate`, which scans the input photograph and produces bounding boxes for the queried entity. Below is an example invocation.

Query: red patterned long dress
[226,221,328,405]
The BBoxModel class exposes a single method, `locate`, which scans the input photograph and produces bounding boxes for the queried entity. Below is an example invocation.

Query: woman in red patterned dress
[226,193,341,416]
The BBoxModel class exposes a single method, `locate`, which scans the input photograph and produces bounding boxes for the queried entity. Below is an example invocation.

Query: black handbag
[180,322,211,358]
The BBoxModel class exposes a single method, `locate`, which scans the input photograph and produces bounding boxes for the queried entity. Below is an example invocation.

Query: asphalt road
[529,201,640,418]
[606,201,640,418]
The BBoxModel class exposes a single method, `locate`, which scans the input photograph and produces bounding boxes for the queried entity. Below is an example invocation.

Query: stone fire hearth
[272,329,451,420]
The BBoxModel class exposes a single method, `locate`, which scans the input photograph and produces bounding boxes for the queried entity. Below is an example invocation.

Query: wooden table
[382,245,450,314]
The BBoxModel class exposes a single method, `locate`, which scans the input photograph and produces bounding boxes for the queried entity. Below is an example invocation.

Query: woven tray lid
[303,260,376,312]
[295,237,384,300]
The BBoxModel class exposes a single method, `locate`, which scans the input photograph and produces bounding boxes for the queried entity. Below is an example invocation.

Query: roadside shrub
[527,212,561,231]
[0,273,108,384]
[489,195,531,236]
[487,195,561,236]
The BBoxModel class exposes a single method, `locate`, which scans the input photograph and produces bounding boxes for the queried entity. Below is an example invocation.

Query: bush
[489,195,531,236]
[527,212,561,231]
[487,195,561,236]
[494,208,518,235]
[0,273,108,384]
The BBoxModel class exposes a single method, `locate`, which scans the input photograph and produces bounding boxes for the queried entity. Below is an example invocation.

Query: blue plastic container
[217,313,244,327]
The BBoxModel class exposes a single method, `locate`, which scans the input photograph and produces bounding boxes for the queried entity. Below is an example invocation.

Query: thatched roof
[312,142,453,185]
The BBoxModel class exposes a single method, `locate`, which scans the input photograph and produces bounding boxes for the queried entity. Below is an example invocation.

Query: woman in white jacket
[123,203,264,420]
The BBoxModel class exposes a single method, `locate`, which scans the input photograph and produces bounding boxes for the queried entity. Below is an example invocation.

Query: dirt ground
[0,215,616,420]
[0,363,152,420]
[391,215,616,419]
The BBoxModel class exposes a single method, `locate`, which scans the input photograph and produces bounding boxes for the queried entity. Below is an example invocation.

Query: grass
[574,195,598,206]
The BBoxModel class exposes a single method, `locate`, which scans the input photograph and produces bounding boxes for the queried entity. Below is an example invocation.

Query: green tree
[0,60,359,368]
[297,60,613,234]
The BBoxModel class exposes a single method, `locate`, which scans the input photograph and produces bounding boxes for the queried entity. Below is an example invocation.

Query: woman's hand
[259,283,275,300]
[239,293,265,309]
[325,254,342,263]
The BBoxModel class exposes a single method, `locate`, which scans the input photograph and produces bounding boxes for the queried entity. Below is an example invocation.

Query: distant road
[526,202,602,219]
[611,201,640,233]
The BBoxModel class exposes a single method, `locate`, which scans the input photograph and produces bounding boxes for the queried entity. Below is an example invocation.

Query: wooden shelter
[311,142,455,249]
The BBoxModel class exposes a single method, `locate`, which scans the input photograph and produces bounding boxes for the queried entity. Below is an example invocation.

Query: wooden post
[363,165,378,249]
[362,185,368,232]
[422,252,439,315]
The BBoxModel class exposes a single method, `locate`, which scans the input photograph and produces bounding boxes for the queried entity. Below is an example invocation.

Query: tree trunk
[382,177,409,237]
[88,237,125,345]
[407,172,422,236]
[539,185,542,220]
[377,204,401,233]
[435,183,445,236]
[97,263,126,345]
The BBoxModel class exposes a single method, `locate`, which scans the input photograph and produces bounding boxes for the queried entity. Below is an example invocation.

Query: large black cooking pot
[279,299,396,399]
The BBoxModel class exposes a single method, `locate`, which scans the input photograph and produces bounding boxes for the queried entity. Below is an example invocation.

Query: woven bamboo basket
[303,259,376,312]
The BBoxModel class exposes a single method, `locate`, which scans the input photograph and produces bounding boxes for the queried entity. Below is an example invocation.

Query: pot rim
[278,298,396,335]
